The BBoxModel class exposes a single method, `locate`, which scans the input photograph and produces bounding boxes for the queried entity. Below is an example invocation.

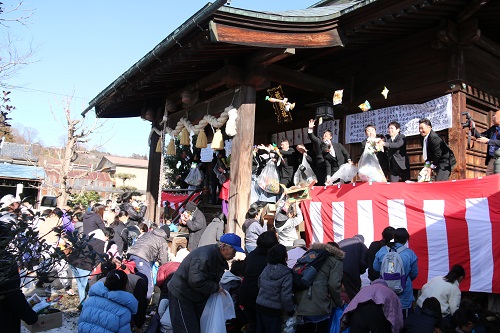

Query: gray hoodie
[256,263,294,312]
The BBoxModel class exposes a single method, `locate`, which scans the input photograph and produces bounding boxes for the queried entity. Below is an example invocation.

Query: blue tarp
[0,163,45,180]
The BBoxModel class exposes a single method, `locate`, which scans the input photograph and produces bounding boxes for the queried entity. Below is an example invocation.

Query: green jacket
[294,242,345,316]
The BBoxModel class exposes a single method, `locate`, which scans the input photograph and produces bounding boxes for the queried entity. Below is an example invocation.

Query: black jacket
[0,259,38,332]
[403,308,440,333]
[67,237,105,271]
[82,211,106,235]
[308,131,350,165]
[422,130,456,169]
[279,148,296,183]
[238,246,269,309]
[167,244,228,303]
[384,133,410,171]
[110,222,128,254]
[473,125,500,165]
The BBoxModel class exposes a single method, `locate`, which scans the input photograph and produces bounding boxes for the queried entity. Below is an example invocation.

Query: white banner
[345,94,453,144]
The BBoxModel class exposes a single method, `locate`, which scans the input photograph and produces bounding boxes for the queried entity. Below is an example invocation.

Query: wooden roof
[85,0,500,120]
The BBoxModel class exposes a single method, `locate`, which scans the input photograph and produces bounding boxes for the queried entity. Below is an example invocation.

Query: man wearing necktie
[418,118,456,181]
[472,109,500,175]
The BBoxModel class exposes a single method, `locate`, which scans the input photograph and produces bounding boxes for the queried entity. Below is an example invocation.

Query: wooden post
[228,85,256,239]
[146,128,161,223]
[450,92,467,180]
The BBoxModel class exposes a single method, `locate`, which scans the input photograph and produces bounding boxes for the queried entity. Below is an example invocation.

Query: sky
[4,0,319,157]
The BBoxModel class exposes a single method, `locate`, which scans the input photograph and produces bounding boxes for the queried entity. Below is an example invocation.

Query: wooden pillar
[146,129,161,223]
[228,85,256,239]
[450,92,467,180]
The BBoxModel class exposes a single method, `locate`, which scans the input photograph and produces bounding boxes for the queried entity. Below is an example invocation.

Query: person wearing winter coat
[79,269,138,333]
[197,212,225,247]
[403,296,442,333]
[178,201,206,251]
[109,211,129,255]
[256,244,294,333]
[167,233,244,333]
[373,228,418,318]
[239,231,279,333]
[274,201,303,249]
[82,204,106,235]
[127,227,170,299]
[341,279,403,333]
[416,264,465,317]
[221,260,245,333]
[243,205,266,253]
[120,192,147,226]
[338,234,368,301]
[294,242,345,333]
[0,218,38,333]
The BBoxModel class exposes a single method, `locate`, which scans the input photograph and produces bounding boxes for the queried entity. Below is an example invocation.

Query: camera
[461,111,474,129]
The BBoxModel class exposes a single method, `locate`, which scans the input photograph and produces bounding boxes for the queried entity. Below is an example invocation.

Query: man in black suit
[307,119,352,184]
[278,139,296,187]
[378,121,410,182]
[418,118,456,181]
[472,109,500,175]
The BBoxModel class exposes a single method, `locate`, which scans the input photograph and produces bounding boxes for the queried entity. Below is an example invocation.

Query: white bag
[185,167,203,186]
[357,141,387,182]
[326,163,358,185]
[200,290,235,333]
[293,154,317,187]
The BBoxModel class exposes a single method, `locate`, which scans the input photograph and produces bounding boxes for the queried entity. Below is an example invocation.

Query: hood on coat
[309,242,345,261]
[220,270,242,284]
[83,210,97,219]
[266,263,292,280]
[152,228,169,241]
[88,281,138,313]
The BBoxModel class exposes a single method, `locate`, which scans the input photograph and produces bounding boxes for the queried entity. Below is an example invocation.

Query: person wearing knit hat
[179,201,207,251]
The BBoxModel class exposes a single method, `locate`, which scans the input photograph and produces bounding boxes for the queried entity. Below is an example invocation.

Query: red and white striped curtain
[301,175,500,293]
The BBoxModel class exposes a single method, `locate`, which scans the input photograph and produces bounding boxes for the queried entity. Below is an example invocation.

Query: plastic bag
[329,304,348,333]
[257,160,281,194]
[326,163,358,185]
[293,154,317,187]
[357,141,387,182]
[185,167,203,186]
[284,315,297,333]
[200,290,235,333]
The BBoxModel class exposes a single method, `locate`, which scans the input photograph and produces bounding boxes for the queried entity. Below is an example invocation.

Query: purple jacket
[341,279,403,333]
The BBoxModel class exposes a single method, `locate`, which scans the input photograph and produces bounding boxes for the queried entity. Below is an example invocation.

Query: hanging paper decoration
[381,86,389,99]
[211,129,224,150]
[266,85,294,123]
[196,128,208,148]
[180,128,190,146]
[166,138,176,156]
[225,107,238,137]
[358,100,372,112]
[333,89,344,105]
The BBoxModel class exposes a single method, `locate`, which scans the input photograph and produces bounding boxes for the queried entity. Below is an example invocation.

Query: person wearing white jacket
[274,201,303,249]
[416,264,466,317]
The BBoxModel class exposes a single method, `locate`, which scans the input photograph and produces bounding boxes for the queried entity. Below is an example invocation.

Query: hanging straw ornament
[166,138,176,155]
[211,128,224,150]
[180,127,190,146]
[155,137,162,153]
[196,128,208,148]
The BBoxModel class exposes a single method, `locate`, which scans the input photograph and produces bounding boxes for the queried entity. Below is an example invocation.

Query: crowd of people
[1,112,500,333]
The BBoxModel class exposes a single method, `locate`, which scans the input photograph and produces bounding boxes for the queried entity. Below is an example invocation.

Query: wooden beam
[476,35,500,58]
[266,64,341,95]
[228,85,256,241]
[249,48,296,67]
[457,0,491,23]
[209,21,344,48]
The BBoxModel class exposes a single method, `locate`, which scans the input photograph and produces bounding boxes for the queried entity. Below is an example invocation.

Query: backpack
[380,245,407,294]
[121,225,140,249]
[292,249,329,291]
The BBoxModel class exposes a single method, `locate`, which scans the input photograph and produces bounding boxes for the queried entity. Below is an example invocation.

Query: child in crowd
[255,244,294,333]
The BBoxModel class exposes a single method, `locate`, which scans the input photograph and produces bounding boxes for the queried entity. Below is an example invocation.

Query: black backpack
[292,249,329,290]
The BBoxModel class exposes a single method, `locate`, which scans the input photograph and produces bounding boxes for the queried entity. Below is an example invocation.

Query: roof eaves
[216,5,344,21]
[82,0,228,117]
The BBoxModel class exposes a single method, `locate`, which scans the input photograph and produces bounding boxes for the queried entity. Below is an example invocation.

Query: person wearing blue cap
[167,232,244,333]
